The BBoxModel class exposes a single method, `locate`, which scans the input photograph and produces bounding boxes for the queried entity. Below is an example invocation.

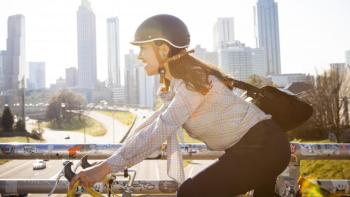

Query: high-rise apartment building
[218,41,267,81]
[193,45,218,65]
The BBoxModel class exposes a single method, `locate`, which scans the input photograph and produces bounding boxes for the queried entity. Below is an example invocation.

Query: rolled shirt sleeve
[105,81,205,172]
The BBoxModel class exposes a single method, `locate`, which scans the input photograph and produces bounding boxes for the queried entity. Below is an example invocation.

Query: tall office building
[345,50,350,66]
[124,50,140,106]
[28,62,45,90]
[0,51,6,90]
[65,67,77,87]
[124,50,158,108]
[254,0,281,75]
[107,17,121,88]
[213,17,235,51]
[137,67,157,108]
[77,0,97,89]
[218,41,267,81]
[4,14,26,90]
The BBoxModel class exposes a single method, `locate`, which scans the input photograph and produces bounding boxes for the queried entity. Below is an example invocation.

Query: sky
[0,0,350,87]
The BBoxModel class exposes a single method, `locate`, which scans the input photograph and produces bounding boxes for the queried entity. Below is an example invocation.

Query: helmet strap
[151,43,170,93]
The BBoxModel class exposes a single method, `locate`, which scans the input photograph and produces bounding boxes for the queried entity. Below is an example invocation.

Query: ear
[158,43,170,58]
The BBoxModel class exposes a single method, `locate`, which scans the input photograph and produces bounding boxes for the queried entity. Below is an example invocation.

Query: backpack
[226,78,313,131]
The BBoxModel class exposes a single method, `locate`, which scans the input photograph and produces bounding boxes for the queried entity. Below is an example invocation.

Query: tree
[46,90,85,128]
[14,119,26,132]
[296,68,350,141]
[247,74,274,88]
[2,106,14,132]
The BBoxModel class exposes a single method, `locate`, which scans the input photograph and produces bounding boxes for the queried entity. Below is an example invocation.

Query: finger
[69,175,79,189]
[81,181,88,189]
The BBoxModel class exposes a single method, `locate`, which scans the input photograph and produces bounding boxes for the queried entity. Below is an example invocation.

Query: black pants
[177,119,291,197]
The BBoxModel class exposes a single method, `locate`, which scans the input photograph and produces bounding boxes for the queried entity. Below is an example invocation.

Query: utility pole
[343,97,349,126]
[112,111,115,144]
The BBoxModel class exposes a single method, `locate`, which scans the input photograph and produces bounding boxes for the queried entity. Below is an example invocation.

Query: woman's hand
[69,161,112,189]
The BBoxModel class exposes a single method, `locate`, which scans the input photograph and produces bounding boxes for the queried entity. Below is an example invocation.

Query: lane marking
[0,160,32,177]
[154,161,160,180]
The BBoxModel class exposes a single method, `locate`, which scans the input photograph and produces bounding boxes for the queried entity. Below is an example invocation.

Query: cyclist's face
[138,43,160,76]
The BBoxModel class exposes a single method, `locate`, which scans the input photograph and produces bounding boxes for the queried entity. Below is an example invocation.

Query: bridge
[0,142,349,196]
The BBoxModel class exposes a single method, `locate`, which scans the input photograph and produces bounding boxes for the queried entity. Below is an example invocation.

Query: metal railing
[0,142,349,196]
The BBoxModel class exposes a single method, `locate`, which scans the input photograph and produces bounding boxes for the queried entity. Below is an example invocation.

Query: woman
[69,14,291,197]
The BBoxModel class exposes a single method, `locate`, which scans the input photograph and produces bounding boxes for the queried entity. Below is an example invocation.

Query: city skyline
[0,0,350,87]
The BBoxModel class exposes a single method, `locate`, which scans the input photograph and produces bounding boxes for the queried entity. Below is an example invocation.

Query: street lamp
[78,108,86,144]
[60,103,66,128]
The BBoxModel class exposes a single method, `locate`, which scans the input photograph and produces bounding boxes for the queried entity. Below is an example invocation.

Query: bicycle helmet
[131,14,190,48]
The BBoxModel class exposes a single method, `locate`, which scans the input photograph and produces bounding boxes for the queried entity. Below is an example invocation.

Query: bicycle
[48,155,137,197]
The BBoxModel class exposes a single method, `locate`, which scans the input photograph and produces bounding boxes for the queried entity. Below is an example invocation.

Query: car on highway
[32,159,46,170]
[64,135,70,140]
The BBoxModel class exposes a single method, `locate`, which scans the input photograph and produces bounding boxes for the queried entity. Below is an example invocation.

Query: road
[0,109,212,196]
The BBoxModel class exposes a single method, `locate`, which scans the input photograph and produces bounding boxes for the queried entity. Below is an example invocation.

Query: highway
[0,109,211,196]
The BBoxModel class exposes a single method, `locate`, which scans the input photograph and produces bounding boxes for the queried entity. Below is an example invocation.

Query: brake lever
[48,164,66,196]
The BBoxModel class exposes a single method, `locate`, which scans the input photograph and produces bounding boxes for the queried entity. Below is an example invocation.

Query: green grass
[301,160,350,179]
[47,116,106,136]
[95,110,136,126]
[0,136,43,143]
[290,139,350,179]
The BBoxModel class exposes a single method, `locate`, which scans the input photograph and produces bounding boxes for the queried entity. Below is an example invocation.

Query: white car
[32,159,46,170]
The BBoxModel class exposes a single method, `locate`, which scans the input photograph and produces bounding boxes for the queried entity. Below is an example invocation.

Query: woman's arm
[103,82,205,172]
[125,104,167,142]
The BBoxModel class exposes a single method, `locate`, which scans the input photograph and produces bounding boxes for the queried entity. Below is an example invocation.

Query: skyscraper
[254,0,281,75]
[4,14,26,90]
[124,50,140,106]
[28,62,46,90]
[77,0,97,89]
[107,17,121,88]
[213,17,235,51]
[0,51,6,90]
[124,50,158,108]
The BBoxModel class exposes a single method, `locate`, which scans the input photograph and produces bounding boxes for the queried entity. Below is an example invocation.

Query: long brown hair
[156,41,234,95]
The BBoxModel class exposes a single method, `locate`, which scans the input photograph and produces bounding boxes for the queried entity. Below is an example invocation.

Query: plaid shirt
[105,75,271,182]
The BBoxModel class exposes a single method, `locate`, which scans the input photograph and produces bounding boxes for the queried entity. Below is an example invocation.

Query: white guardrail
[0,142,349,196]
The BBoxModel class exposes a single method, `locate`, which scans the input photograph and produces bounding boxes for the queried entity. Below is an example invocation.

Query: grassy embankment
[42,115,106,136]
[95,110,136,126]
